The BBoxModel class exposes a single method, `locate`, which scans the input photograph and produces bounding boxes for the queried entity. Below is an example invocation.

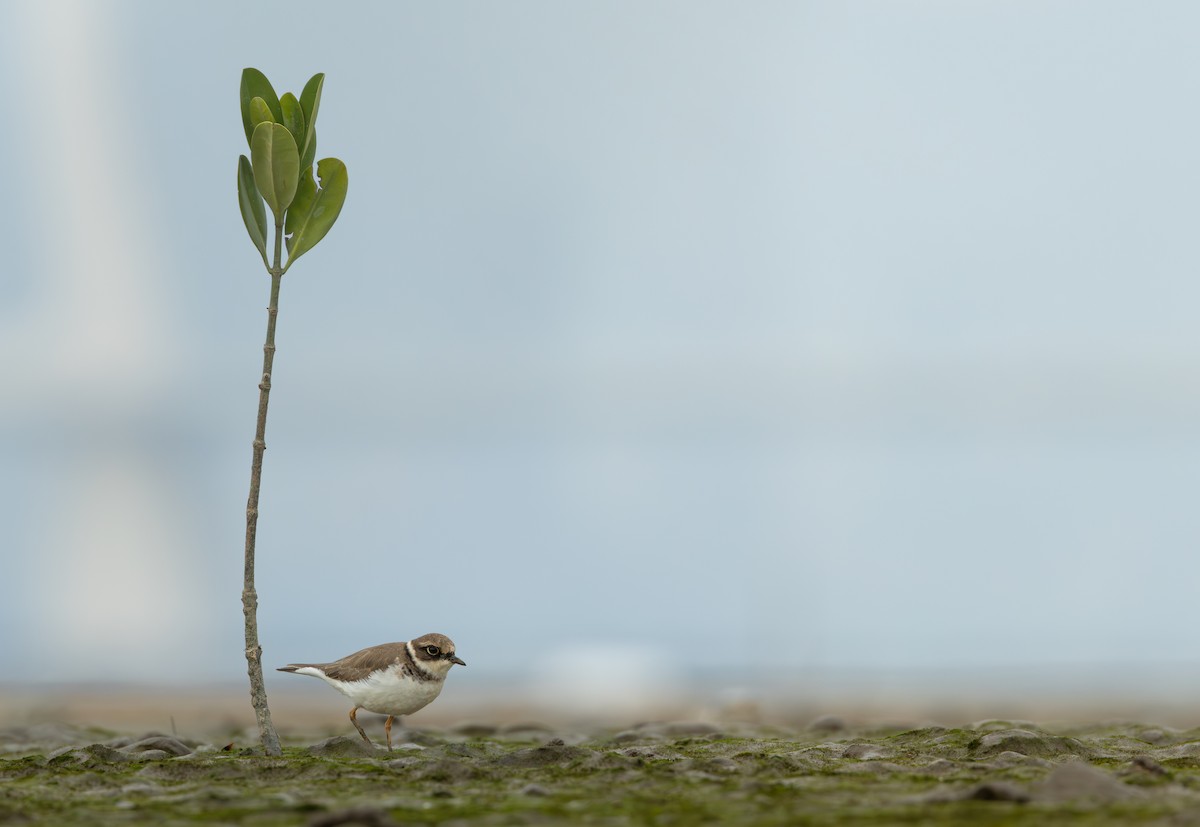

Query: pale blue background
[1,1,1198,703]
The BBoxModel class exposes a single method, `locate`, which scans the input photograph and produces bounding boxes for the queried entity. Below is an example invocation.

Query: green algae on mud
[3,721,1200,825]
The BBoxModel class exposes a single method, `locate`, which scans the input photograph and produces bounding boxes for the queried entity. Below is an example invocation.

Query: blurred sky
[2,0,1200,703]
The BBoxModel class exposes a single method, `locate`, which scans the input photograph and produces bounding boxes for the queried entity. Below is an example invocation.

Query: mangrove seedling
[235,67,348,756]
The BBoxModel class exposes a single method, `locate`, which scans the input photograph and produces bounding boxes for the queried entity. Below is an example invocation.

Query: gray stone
[972,729,1090,759]
[1154,741,1200,760]
[841,743,891,760]
[1136,727,1179,745]
[618,746,684,762]
[988,750,1053,769]
[127,749,173,761]
[1131,755,1167,776]
[124,736,193,756]
[1034,760,1139,803]
[520,783,550,797]
[307,736,378,758]
[50,744,133,765]
[966,781,1031,802]
[497,743,587,768]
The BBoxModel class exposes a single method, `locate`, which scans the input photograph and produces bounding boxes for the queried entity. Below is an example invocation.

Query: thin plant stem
[242,218,285,756]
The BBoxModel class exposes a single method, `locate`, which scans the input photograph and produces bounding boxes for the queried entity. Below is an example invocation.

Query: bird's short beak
[450,655,466,666]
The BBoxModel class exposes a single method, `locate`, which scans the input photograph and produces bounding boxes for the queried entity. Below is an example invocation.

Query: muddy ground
[5,718,1200,825]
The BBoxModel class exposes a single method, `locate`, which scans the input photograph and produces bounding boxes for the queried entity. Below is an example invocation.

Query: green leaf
[299,126,316,172]
[237,155,269,267]
[240,68,282,146]
[298,73,324,167]
[284,157,348,271]
[249,96,275,128]
[251,122,300,222]
[279,93,306,159]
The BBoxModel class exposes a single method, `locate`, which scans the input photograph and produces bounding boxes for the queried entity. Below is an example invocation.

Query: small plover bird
[278,632,465,750]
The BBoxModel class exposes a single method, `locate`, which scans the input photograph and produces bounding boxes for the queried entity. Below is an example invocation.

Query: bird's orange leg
[385,715,395,752]
[349,707,371,746]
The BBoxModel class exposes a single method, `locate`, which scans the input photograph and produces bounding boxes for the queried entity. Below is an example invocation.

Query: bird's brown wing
[307,642,411,683]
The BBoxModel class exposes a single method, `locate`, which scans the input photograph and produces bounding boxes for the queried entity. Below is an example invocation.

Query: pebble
[124,736,193,757]
[130,749,173,761]
[841,743,890,761]
[1131,755,1167,776]
[922,758,958,774]
[966,781,1032,803]
[306,736,377,758]
[1035,760,1139,803]
[972,729,1090,759]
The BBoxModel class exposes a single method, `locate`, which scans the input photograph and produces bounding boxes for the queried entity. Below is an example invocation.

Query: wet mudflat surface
[5,718,1200,825]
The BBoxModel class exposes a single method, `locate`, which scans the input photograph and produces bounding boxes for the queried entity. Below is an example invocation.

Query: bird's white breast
[295,665,445,716]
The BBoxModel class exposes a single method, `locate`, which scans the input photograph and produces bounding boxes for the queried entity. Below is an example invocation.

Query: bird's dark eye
[424,645,440,656]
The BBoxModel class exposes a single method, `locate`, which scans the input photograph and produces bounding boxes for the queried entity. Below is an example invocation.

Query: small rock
[988,750,1053,769]
[520,784,550,797]
[967,781,1031,802]
[1137,728,1170,745]
[619,746,684,762]
[841,743,890,761]
[972,729,1090,759]
[307,736,378,758]
[1131,755,1167,776]
[123,736,193,757]
[807,715,847,734]
[128,749,173,761]
[1154,742,1200,760]
[972,719,1037,732]
[923,758,958,774]
[1035,760,1139,803]
[497,743,587,768]
[50,744,133,765]
[396,729,443,747]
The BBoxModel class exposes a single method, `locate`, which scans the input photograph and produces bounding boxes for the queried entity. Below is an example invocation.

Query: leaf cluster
[236,68,348,273]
